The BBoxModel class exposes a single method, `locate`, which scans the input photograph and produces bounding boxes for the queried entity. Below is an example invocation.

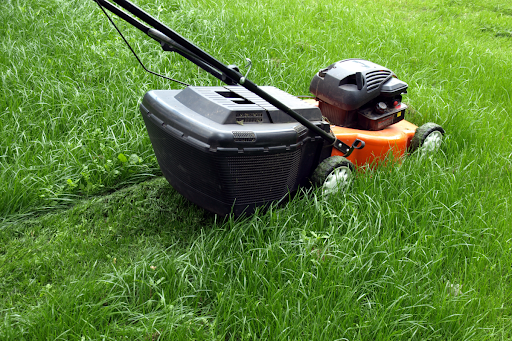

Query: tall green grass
[2,152,511,339]
[1,0,512,339]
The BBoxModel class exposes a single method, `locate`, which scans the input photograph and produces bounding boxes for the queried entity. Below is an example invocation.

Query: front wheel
[409,123,445,153]
[311,156,355,196]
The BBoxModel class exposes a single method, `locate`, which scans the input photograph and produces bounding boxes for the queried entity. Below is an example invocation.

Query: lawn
[1,0,512,339]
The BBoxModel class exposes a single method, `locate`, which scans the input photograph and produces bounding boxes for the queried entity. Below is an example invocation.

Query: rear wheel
[312,156,355,196]
[410,123,445,153]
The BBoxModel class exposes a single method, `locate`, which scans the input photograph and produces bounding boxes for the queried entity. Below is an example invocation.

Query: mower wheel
[410,123,445,153]
[312,156,355,196]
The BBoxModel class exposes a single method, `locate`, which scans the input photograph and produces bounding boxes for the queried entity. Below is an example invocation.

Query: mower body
[140,59,415,215]
[331,119,417,165]
[302,98,417,166]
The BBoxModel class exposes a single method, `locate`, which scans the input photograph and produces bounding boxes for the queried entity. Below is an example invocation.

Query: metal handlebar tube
[93,0,359,155]
[147,28,237,84]
[96,0,240,83]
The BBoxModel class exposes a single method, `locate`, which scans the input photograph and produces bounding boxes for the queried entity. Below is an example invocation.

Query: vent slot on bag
[232,131,256,142]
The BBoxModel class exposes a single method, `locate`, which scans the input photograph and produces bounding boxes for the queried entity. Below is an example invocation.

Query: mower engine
[310,59,408,130]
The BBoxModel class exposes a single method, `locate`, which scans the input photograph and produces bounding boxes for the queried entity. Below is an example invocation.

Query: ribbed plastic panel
[293,124,308,138]
[232,131,256,142]
[318,101,357,128]
[142,113,324,215]
[218,150,302,205]
[235,112,263,123]
[366,70,392,92]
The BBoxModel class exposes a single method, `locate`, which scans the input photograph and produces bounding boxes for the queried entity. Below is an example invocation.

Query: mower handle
[93,0,358,156]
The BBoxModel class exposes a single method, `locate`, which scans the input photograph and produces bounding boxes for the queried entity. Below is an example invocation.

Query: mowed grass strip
[1,0,512,339]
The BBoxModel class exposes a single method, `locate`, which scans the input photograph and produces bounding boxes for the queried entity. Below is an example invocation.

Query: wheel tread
[311,156,354,187]
[410,122,445,152]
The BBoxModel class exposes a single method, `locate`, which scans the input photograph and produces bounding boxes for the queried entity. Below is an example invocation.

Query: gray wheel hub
[322,166,352,195]
[422,130,443,152]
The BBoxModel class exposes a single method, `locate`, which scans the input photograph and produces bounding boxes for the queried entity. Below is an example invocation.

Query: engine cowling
[310,59,409,130]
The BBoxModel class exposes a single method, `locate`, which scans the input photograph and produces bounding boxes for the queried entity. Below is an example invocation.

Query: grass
[1,0,512,339]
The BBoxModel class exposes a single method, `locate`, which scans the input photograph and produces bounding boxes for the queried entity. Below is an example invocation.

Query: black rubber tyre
[311,156,355,195]
[409,123,445,153]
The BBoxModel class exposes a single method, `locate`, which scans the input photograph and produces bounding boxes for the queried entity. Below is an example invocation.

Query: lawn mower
[93,0,445,216]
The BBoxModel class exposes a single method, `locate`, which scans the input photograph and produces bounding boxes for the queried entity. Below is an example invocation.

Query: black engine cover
[310,59,408,130]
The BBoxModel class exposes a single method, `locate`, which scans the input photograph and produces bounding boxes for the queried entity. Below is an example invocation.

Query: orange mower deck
[331,120,417,166]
